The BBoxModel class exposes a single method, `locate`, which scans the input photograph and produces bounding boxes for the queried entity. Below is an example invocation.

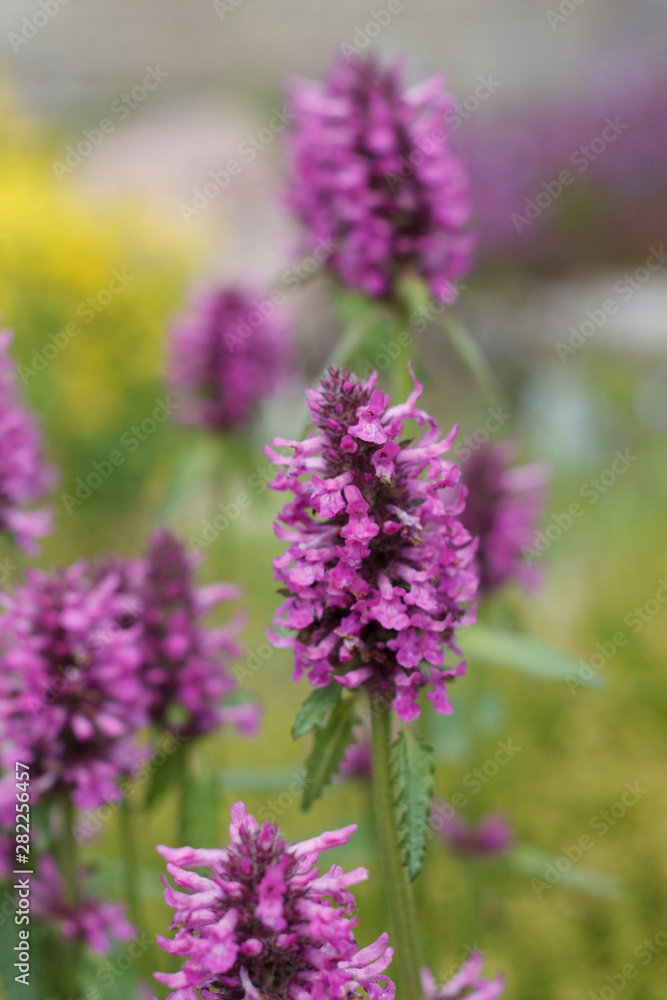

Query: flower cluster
[155,801,395,1000]
[267,365,478,721]
[169,286,290,431]
[32,854,135,954]
[285,54,472,302]
[121,530,259,739]
[460,443,548,595]
[0,561,147,811]
[0,328,55,554]
[421,952,505,999]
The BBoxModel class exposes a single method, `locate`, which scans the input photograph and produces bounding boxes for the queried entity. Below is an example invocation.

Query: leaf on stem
[301,697,357,811]
[391,728,435,881]
[292,684,342,740]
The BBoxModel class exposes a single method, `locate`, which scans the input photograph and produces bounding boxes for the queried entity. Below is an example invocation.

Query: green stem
[55,795,82,999]
[294,307,383,437]
[119,797,154,985]
[370,700,424,1000]
[437,312,500,406]
[119,797,144,930]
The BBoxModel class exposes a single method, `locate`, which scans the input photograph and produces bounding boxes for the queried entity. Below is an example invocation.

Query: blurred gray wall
[0,0,664,114]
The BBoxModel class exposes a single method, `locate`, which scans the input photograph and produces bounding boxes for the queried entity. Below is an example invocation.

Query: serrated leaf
[292,684,342,740]
[391,729,435,881]
[462,625,605,688]
[301,698,357,811]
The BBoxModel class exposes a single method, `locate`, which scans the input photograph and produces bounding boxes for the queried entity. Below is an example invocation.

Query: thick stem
[370,700,424,1000]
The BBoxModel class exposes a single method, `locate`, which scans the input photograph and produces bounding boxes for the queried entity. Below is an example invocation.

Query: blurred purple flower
[433,801,514,856]
[0,562,147,810]
[422,951,505,998]
[118,530,260,740]
[169,286,291,431]
[336,725,373,781]
[32,854,135,954]
[155,800,395,1000]
[0,328,55,554]
[460,443,548,595]
[286,53,472,302]
[267,364,478,722]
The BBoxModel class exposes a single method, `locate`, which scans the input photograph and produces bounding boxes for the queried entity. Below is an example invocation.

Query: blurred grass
[1,88,667,1000]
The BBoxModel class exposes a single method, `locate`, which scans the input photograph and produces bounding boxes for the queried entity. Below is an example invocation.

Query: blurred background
[1,1,666,998]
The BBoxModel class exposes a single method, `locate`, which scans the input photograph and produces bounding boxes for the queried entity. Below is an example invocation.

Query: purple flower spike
[421,952,505,999]
[0,329,55,554]
[267,365,478,722]
[460,443,549,595]
[286,54,472,302]
[0,562,147,810]
[32,854,135,954]
[169,286,291,431]
[155,800,395,1000]
[127,530,259,739]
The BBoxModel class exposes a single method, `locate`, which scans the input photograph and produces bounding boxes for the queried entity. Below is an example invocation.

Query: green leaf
[301,698,357,811]
[391,728,435,881]
[462,625,605,688]
[509,845,623,899]
[292,684,342,740]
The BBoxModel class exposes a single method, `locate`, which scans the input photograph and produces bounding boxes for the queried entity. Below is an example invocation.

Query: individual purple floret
[169,286,290,431]
[32,854,135,954]
[0,562,147,810]
[155,801,395,1000]
[116,530,259,740]
[0,328,55,554]
[267,365,478,722]
[285,53,472,302]
[421,952,505,999]
[433,802,514,856]
[460,443,548,595]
